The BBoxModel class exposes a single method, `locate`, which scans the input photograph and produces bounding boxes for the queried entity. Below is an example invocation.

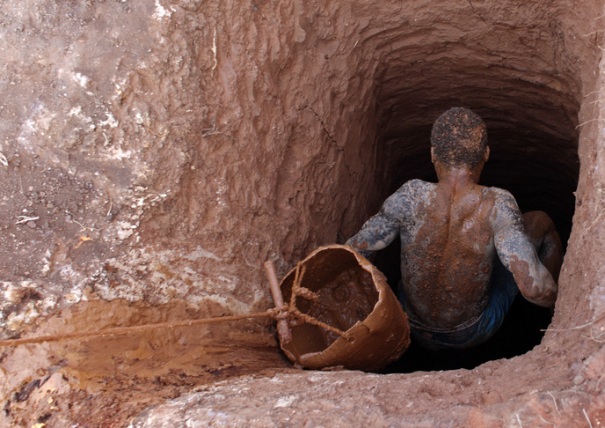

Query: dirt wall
[1,0,605,426]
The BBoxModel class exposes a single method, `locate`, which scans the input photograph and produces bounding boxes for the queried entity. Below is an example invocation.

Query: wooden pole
[264,260,292,344]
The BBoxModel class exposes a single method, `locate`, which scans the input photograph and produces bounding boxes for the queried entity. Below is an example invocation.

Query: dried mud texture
[0,0,605,426]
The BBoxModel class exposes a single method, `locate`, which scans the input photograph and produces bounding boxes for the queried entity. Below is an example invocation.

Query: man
[346,107,562,350]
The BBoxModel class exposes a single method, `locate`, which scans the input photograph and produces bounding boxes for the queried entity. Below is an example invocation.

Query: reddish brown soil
[1,0,605,426]
[1,300,290,427]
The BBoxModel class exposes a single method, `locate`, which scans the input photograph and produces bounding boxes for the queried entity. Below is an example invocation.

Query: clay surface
[0,300,290,427]
[0,0,604,426]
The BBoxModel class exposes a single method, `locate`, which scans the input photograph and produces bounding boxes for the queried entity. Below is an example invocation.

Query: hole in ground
[370,95,578,371]
[370,92,578,371]
[343,23,582,372]
[128,0,600,398]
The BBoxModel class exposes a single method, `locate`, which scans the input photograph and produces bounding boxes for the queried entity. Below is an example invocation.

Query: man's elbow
[523,287,557,307]
[344,240,372,259]
[520,273,558,308]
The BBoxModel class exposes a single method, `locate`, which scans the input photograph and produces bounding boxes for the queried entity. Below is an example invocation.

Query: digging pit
[1,0,605,426]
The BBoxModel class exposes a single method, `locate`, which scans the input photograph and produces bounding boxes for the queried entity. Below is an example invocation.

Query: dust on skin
[509,257,534,294]
[492,193,560,308]
[404,182,496,328]
[348,177,560,331]
[521,211,564,282]
[347,108,560,339]
[348,179,502,330]
[509,255,557,306]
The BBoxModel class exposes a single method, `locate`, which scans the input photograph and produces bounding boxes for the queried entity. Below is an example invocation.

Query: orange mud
[0,299,290,427]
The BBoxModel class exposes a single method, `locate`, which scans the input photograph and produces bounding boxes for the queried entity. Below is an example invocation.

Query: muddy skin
[522,210,565,283]
[347,172,560,331]
[347,177,522,330]
[347,108,561,339]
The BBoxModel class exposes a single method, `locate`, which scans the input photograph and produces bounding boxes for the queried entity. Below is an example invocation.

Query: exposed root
[211,27,218,74]
[15,215,40,225]
[547,391,561,416]
[583,408,594,428]
[597,376,605,391]
[585,327,605,343]
[544,311,605,332]
[575,117,605,129]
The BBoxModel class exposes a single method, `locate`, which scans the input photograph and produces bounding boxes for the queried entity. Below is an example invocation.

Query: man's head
[430,107,488,168]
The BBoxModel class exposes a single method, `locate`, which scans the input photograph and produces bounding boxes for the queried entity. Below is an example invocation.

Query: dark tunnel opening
[363,66,580,372]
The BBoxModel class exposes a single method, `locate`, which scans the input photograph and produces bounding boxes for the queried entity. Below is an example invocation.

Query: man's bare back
[346,107,561,349]
[347,179,556,329]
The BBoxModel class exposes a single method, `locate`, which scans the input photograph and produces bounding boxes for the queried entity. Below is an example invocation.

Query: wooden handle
[264,260,292,344]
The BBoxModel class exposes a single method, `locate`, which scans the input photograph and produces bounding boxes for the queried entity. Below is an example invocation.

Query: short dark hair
[430,107,488,167]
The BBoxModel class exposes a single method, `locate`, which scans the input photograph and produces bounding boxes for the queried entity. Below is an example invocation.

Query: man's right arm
[492,190,558,307]
[345,183,414,258]
[345,206,400,259]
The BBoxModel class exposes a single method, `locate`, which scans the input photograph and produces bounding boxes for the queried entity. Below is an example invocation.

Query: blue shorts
[399,258,519,350]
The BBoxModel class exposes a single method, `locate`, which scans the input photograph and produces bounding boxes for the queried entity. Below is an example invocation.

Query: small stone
[27,221,37,228]
[573,375,584,385]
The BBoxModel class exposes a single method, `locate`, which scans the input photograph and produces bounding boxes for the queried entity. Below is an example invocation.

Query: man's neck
[434,162,483,190]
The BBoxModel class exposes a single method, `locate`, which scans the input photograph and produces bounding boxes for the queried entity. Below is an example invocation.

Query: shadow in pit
[384,295,552,373]
[373,239,553,373]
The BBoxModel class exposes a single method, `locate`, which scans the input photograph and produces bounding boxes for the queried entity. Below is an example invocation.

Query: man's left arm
[493,191,558,307]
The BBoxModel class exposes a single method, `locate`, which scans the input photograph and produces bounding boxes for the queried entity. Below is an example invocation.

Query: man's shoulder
[382,179,433,216]
[483,186,523,226]
[398,178,435,195]
[482,186,518,207]
[390,179,435,204]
